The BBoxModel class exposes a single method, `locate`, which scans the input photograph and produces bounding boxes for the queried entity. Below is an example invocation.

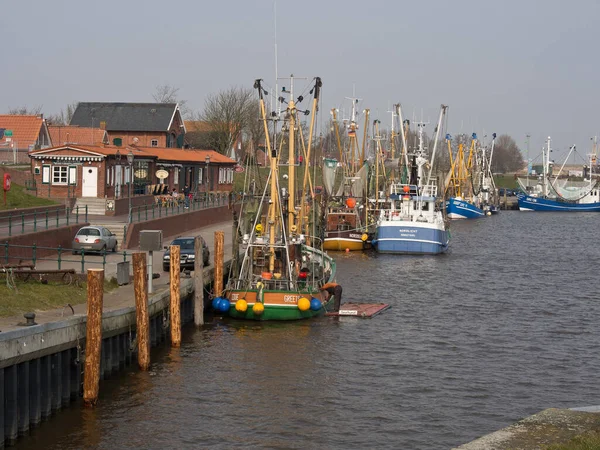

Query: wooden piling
[193,237,204,326]
[170,245,181,347]
[214,231,224,297]
[133,252,150,371]
[83,268,104,407]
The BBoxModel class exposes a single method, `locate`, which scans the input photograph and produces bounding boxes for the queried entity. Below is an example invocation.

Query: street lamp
[115,149,121,198]
[127,151,134,222]
[205,155,211,194]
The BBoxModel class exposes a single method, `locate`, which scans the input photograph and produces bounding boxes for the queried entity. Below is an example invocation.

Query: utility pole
[526,134,531,183]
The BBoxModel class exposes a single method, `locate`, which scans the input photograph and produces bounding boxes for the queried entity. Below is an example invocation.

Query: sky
[2,0,599,164]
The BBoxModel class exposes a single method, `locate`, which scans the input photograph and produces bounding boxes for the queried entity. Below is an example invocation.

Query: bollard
[194,237,205,326]
[169,245,181,347]
[214,231,224,298]
[83,268,104,407]
[133,252,150,370]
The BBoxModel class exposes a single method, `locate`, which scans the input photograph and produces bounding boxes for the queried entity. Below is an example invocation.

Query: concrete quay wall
[0,262,227,448]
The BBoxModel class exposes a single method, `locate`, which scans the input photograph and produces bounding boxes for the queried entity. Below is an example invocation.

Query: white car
[72,226,118,254]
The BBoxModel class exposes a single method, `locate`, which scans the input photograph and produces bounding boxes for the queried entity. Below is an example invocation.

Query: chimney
[100,121,106,130]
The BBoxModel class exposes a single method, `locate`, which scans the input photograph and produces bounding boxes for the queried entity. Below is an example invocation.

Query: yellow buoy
[361,233,368,242]
[235,299,248,312]
[255,223,263,234]
[297,297,310,311]
[252,302,265,315]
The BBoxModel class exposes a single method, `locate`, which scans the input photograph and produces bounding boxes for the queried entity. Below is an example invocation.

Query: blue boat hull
[445,198,485,219]
[374,223,449,254]
[518,195,600,212]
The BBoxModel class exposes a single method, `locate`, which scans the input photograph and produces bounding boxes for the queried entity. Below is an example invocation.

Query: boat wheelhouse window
[422,202,429,211]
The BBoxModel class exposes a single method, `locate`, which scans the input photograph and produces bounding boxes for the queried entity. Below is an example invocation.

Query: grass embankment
[0,277,119,318]
[0,183,57,211]
[547,431,600,449]
[494,174,520,190]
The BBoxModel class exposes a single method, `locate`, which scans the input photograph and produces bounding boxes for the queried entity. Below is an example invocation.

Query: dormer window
[151,139,158,147]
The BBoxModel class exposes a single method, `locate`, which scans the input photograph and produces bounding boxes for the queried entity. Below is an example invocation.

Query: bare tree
[197,86,255,156]
[7,105,43,115]
[47,102,78,125]
[152,84,190,118]
[492,134,524,173]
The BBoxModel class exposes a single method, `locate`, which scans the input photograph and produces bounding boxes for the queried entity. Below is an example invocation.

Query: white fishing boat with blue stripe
[517,136,600,212]
[373,104,449,255]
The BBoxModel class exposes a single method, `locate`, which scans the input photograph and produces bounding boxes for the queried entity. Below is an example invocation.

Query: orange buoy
[403,185,410,193]
[346,197,356,208]
[345,248,350,253]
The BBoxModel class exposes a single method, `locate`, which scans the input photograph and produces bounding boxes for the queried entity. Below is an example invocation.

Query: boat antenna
[273,0,279,116]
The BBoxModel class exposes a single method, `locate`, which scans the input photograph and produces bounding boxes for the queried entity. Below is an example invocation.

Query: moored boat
[517,137,600,212]
[373,104,450,255]
[222,77,338,320]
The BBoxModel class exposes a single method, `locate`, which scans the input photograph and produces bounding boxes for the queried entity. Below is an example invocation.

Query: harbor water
[15,211,600,449]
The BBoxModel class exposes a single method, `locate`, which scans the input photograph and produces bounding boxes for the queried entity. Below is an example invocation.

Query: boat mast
[396,104,410,181]
[424,104,447,191]
[361,108,370,167]
[543,137,551,198]
[299,77,322,237]
[331,108,344,168]
[287,75,297,233]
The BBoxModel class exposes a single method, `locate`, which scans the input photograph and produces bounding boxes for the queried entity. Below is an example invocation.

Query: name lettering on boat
[230,293,239,301]
[349,233,362,238]
[398,228,417,237]
[284,295,299,303]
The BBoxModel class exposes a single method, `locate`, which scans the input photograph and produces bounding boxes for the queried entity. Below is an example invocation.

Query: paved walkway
[0,220,234,332]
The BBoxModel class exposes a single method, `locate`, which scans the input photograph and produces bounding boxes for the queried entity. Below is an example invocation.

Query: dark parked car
[163,236,210,272]
[498,188,516,197]
[72,226,118,254]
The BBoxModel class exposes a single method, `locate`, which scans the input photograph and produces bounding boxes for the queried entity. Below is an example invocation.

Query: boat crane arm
[396,104,410,177]
[425,105,448,189]
[553,145,576,185]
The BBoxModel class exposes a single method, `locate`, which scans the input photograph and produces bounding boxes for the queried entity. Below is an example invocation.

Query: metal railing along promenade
[127,192,233,223]
[1,242,130,274]
[0,206,89,237]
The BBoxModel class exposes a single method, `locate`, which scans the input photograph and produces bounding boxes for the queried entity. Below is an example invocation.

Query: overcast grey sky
[2,0,599,163]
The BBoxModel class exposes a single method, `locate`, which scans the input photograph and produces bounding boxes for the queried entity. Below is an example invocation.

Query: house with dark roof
[0,115,51,164]
[70,102,185,149]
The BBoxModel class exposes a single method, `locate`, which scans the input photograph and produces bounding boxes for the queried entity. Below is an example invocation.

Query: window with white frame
[174,168,179,185]
[219,167,224,184]
[52,166,68,185]
[69,166,77,185]
[42,165,50,184]
[151,139,158,147]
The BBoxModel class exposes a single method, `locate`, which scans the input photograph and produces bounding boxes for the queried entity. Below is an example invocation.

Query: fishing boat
[221,76,337,320]
[322,98,371,251]
[444,133,498,219]
[517,136,600,212]
[372,104,450,254]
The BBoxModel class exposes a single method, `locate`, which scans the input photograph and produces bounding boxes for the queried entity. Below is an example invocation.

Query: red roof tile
[0,115,46,148]
[48,126,108,146]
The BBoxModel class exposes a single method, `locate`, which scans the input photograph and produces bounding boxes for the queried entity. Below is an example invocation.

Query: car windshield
[171,239,195,250]
[77,228,100,236]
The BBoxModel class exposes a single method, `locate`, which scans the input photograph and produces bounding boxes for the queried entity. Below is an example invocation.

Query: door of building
[82,166,98,197]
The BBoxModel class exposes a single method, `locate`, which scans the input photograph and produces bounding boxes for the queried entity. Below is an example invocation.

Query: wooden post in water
[504,190,508,210]
[83,268,104,407]
[193,236,205,326]
[214,231,224,298]
[133,252,150,371]
[170,245,181,347]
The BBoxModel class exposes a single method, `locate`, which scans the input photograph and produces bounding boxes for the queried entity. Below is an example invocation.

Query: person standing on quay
[183,184,190,209]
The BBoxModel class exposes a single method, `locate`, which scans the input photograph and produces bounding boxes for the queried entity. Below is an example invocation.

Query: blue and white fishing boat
[373,104,449,255]
[444,133,499,219]
[517,137,600,212]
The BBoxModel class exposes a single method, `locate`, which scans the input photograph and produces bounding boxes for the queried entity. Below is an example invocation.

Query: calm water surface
[17,211,600,449]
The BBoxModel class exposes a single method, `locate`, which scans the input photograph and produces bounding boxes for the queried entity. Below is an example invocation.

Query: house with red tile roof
[28,143,236,215]
[48,125,108,146]
[70,102,185,149]
[0,115,51,164]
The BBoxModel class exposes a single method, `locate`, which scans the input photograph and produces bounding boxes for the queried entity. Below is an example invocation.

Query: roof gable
[0,115,46,148]
[70,102,179,132]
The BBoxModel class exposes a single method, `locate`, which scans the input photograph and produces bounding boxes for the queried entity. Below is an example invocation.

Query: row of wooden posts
[82,231,225,407]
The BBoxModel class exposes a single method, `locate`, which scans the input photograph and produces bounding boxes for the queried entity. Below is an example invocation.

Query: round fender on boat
[310,298,322,311]
[212,297,222,310]
[298,297,310,311]
[486,211,492,216]
[346,197,357,208]
[235,299,248,312]
[361,233,368,242]
[218,298,231,312]
[252,302,265,315]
